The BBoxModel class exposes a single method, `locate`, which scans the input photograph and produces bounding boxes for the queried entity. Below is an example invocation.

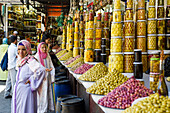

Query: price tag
[150,77,154,82]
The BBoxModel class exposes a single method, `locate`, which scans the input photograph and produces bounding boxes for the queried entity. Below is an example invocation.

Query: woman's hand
[46,68,52,72]
[25,80,30,84]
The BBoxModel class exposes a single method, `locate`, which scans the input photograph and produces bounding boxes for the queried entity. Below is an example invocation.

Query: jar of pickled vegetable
[62,43,66,49]
[75,26,79,32]
[138,0,145,8]
[148,51,160,69]
[88,21,94,29]
[113,9,122,22]
[147,18,157,34]
[106,38,110,49]
[158,34,165,50]
[147,34,157,50]
[80,47,84,56]
[124,20,134,36]
[124,52,134,73]
[66,43,69,50]
[109,53,123,73]
[96,28,102,38]
[84,49,94,62]
[96,21,101,28]
[142,52,148,72]
[137,8,146,20]
[137,36,146,52]
[85,39,93,49]
[114,0,121,9]
[125,8,133,20]
[104,28,109,38]
[166,19,170,34]
[106,49,110,63]
[110,37,122,52]
[69,45,73,51]
[149,0,155,6]
[127,0,133,8]
[95,39,101,49]
[111,22,122,37]
[137,20,146,36]
[148,6,156,18]
[124,36,134,52]
[150,73,159,93]
[94,49,101,62]
[74,40,79,48]
[157,18,165,34]
[157,6,164,18]
[88,28,93,38]
[73,47,79,57]
[164,50,170,60]
[150,57,160,73]
[166,34,170,50]
[74,32,79,40]
[158,0,164,5]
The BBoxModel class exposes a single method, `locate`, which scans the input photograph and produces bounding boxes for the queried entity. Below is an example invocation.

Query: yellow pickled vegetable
[56,50,67,57]
[59,51,73,61]
[67,57,84,68]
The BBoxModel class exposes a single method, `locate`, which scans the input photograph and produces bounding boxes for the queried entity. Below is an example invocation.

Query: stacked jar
[73,21,79,57]
[69,24,74,51]
[133,49,144,83]
[66,23,70,50]
[166,4,170,50]
[84,11,94,62]
[94,13,102,62]
[93,16,97,49]
[147,0,157,51]
[109,0,123,73]
[101,12,110,64]
[123,0,135,73]
[157,0,165,50]
[62,26,66,49]
[136,0,146,52]
[79,15,84,56]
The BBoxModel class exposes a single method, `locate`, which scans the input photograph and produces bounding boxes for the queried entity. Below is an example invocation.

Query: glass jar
[69,45,73,51]
[124,52,134,73]
[166,6,170,18]
[109,53,123,73]
[74,40,79,48]
[142,52,148,72]
[74,32,79,40]
[80,47,84,56]
[166,19,170,34]
[101,53,107,64]
[149,0,155,6]
[148,6,156,18]
[147,18,157,34]
[137,8,146,20]
[96,28,102,38]
[127,0,133,8]
[73,47,79,57]
[95,39,101,49]
[157,18,165,34]
[84,49,94,62]
[158,34,165,50]
[124,20,134,36]
[137,20,146,36]
[106,38,110,49]
[148,51,160,69]
[137,36,146,52]
[124,36,134,52]
[157,6,164,18]
[88,21,93,29]
[110,37,122,52]
[85,39,93,49]
[133,62,143,79]
[138,0,145,8]
[150,57,160,73]
[113,9,122,22]
[164,50,170,60]
[158,0,164,5]
[150,73,159,93]
[111,22,122,37]
[147,34,157,50]
[114,0,121,9]
[94,49,101,62]
[125,8,133,20]
[88,28,93,38]
[101,45,106,53]
[106,49,110,63]
[166,34,170,50]
[104,28,109,38]
[62,43,66,49]
[96,21,101,28]
[75,26,79,32]
[85,29,88,39]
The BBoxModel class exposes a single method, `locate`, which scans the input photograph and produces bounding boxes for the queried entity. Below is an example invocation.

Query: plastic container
[85,39,93,49]
[101,53,107,64]
[137,36,146,52]
[150,73,160,93]
[148,6,156,18]
[157,6,164,18]
[124,36,134,52]
[166,34,170,50]
[127,0,133,8]
[137,8,146,20]
[138,0,145,8]
[104,28,109,38]
[124,20,134,36]
[95,39,101,49]
[157,18,165,34]
[133,62,143,79]
[114,0,121,9]
[109,53,123,73]
[124,52,134,73]
[148,51,160,69]
[111,22,122,36]
[88,21,94,28]
[158,0,164,5]
[147,18,156,34]
[110,37,122,52]
[125,8,133,20]
[101,45,106,53]
[73,47,79,57]
[84,49,94,62]
[74,40,79,48]
[96,28,102,38]
[166,18,170,34]
[80,47,84,57]
[74,32,79,40]
[157,34,166,50]
[94,49,101,62]
[134,49,142,62]
[147,34,157,50]
[149,0,156,6]
[142,52,148,72]
[101,38,106,45]
[167,6,170,18]
[113,9,122,22]
[137,20,146,36]
[150,57,160,73]
[61,97,85,113]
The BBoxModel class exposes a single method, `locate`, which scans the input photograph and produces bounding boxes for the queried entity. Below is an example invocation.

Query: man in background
[4,36,17,99]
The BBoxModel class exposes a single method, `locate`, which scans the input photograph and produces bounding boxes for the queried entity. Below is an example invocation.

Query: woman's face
[40,44,47,53]
[45,38,50,44]
[18,45,27,58]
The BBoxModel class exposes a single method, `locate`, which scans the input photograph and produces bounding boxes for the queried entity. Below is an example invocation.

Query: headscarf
[16,40,33,67]
[37,42,47,67]
[2,38,8,44]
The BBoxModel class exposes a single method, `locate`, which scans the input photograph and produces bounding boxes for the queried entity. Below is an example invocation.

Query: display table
[58,60,170,113]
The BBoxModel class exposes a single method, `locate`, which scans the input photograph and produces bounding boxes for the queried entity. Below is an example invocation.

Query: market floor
[0,81,11,113]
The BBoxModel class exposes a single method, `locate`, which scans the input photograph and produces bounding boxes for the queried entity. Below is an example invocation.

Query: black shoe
[5,95,12,99]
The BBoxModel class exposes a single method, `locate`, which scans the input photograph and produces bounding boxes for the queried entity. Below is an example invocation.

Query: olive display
[70,61,84,72]
[56,50,68,58]
[59,51,73,61]
[67,57,84,68]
